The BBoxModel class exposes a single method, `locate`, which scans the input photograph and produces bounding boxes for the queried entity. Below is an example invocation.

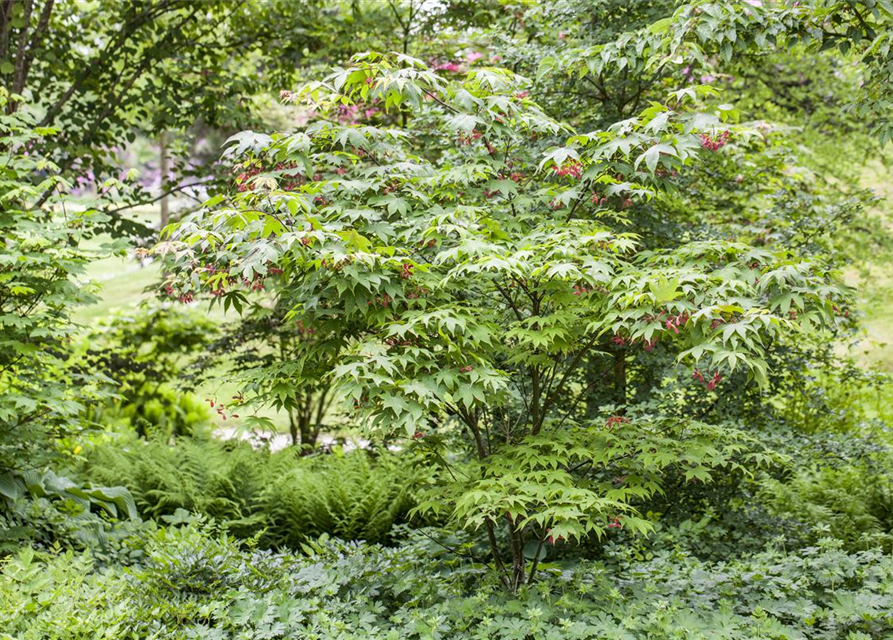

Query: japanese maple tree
[158,50,848,589]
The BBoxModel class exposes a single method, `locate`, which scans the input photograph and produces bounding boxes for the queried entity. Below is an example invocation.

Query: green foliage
[80,437,263,526]
[79,436,421,546]
[262,451,417,546]
[189,297,337,449]
[762,464,893,552]
[544,1,893,140]
[2,523,893,639]
[0,88,116,473]
[6,0,893,622]
[423,414,780,543]
[0,547,128,639]
[75,305,216,438]
[0,469,137,556]
[1,0,328,225]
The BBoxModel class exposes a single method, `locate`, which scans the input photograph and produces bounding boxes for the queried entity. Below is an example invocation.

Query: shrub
[0,88,112,474]
[75,305,216,439]
[159,47,856,590]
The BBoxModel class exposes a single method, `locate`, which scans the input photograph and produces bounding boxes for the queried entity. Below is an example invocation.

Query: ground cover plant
[3,0,893,637]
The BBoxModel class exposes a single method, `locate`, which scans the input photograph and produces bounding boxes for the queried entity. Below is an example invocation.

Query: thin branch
[100,181,208,217]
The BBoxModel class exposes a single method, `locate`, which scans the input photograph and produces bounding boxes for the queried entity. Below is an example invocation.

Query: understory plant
[2,522,893,639]
[74,306,216,439]
[78,435,421,546]
[0,88,117,474]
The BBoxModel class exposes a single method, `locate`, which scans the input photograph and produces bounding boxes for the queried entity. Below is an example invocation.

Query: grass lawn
[850,164,893,373]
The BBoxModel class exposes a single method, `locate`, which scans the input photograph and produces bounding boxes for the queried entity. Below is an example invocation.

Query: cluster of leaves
[2,521,893,639]
[540,0,893,140]
[0,0,335,228]
[760,462,893,552]
[0,0,514,232]
[0,468,136,556]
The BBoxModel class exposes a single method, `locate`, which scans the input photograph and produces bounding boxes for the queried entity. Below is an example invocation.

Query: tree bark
[614,348,626,405]
[11,0,52,98]
[5,0,32,113]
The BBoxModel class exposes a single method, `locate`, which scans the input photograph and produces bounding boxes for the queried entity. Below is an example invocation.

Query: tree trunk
[298,408,313,450]
[288,409,299,447]
[614,347,626,405]
[585,355,600,419]
[158,130,169,228]
[507,517,526,591]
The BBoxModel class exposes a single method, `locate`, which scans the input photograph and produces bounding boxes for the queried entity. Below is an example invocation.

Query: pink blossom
[465,51,483,63]
[435,61,460,72]
[700,131,731,151]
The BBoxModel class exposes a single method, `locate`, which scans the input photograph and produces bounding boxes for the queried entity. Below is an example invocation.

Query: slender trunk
[288,409,299,447]
[527,533,546,584]
[485,519,511,591]
[466,409,522,591]
[0,0,15,63]
[529,366,541,434]
[6,0,32,114]
[159,130,169,228]
[585,356,600,418]
[298,406,312,450]
[614,348,626,405]
[310,385,329,447]
[11,0,53,98]
[507,516,526,591]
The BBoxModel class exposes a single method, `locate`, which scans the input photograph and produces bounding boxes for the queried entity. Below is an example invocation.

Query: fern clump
[760,464,893,551]
[260,451,415,547]
[78,436,419,546]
